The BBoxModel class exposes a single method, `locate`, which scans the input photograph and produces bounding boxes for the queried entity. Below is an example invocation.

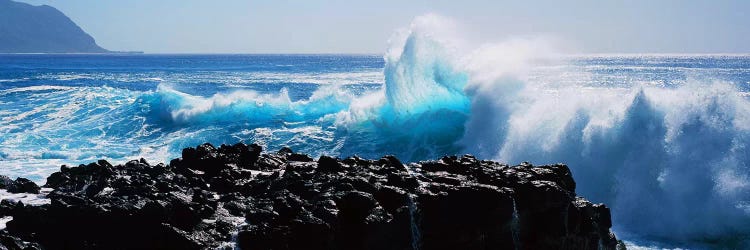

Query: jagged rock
[0,176,13,190]
[0,143,622,250]
[0,177,41,194]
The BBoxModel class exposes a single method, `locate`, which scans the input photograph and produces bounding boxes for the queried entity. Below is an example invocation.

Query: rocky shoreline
[0,143,624,249]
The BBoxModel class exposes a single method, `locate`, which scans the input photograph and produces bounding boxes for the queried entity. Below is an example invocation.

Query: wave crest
[145,84,354,125]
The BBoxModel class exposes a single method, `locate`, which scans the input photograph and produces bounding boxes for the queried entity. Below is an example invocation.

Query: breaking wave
[362,14,750,247]
[145,84,354,125]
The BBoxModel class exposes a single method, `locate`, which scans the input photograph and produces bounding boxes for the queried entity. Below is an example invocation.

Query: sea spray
[369,14,750,245]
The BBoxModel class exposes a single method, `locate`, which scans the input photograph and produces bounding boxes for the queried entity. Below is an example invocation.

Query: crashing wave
[366,14,750,246]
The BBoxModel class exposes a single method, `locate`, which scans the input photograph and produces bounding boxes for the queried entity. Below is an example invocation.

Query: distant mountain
[0,0,109,53]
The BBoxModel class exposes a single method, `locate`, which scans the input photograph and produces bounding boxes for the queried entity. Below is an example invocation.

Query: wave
[0,85,75,95]
[143,84,354,125]
[0,77,29,83]
[359,14,750,246]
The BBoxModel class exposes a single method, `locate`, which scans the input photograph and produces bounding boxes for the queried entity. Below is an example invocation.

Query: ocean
[2,52,750,248]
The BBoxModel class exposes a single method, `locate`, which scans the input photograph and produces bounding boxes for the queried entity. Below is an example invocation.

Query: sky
[16,0,750,54]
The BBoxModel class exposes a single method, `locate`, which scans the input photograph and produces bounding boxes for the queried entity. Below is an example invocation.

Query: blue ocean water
[0,54,386,178]
[3,22,750,248]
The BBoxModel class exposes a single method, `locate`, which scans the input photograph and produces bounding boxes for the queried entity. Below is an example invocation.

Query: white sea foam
[0,216,12,230]
[0,188,52,206]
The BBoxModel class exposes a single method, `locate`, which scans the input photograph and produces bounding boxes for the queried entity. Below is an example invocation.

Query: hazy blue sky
[17,0,750,54]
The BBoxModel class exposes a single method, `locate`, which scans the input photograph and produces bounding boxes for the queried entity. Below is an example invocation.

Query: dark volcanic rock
[0,177,41,194]
[0,143,624,250]
[6,178,40,194]
[0,176,13,189]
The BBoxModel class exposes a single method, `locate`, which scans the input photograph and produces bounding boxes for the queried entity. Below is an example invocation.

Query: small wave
[0,77,29,83]
[54,74,92,81]
[143,84,354,125]
[234,71,384,85]
[39,151,68,159]
[0,85,75,95]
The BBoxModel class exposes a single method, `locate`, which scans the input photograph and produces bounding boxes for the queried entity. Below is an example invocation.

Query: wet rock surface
[0,143,623,250]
